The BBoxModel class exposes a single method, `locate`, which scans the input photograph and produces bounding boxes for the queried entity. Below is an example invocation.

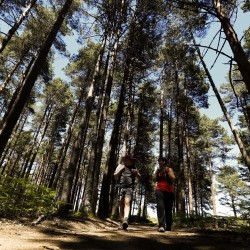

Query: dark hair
[158,157,167,164]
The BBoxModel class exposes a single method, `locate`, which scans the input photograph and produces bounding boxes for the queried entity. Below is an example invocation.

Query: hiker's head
[158,157,167,167]
[123,153,136,166]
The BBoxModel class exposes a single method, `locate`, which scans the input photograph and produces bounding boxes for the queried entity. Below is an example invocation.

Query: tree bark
[159,88,164,157]
[175,64,186,215]
[0,56,35,130]
[58,33,107,216]
[0,0,37,53]
[51,88,84,190]
[82,33,111,215]
[97,81,126,218]
[25,104,53,179]
[209,157,217,216]
[185,115,193,216]
[212,0,250,93]
[20,104,50,178]
[0,53,25,97]
[195,39,250,172]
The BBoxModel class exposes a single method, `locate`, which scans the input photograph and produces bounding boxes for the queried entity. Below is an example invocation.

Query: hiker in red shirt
[153,157,176,232]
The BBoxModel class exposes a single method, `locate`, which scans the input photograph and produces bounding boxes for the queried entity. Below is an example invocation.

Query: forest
[0,0,250,231]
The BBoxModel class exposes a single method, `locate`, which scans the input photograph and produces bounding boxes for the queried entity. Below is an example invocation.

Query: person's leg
[155,190,166,230]
[117,189,125,230]
[119,197,125,221]
[165,192,174,230]
[123,195,131,220]
[122,188,132,230]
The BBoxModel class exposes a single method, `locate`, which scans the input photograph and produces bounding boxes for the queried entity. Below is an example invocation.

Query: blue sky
[197,8,250,158]
[195,8,250,215]
[199,8,250,120]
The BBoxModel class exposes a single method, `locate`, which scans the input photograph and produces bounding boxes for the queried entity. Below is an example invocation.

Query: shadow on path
[36,223,250,250]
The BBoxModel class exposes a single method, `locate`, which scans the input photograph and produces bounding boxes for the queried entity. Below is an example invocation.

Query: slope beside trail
[0,217,249,250]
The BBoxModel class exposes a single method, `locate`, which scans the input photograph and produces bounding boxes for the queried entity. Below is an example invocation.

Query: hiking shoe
[158,227,165,232]
[122,220,128,230]
[118,221,124,230]
[166,225,172,231]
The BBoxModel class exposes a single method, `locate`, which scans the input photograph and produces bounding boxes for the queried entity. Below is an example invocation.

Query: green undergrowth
[173,214,250,233]
[0,176,56,218]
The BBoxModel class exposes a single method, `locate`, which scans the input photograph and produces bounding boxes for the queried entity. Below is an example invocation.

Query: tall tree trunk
[96,0,133,218]
[195,39,250,171]
[0,112,26,173]
[185,119,193,216]
[0,53,25,96]
[91,0,128,214]
[183,80,193,216]
[97,39,135,218]
[167,100,173,160]
[90,49,110,213]
[98,66,134,218]
[51,87,85,190]
[25,104,53,178]
[0,56,35,129]
[20,104,49,178]
[7,112,29,177]
[137,186,143,218]
[97,81,126,218]
[212,0,250,94]
[175,65,186,215]
[0,0,74,157]
[82,33,111,215]
[193,155,198,216]
[209,157,216,216]
[43,137,56,187]
[0,0,5,8]
[121,75,134,155]
[58,33,107,216]
[159,88,164,157]
[231,196,237,217]
[48,162,58,188]
[0,0,37,53]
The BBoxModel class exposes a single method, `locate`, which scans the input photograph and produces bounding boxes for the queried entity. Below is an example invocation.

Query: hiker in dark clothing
[114,153,140,230]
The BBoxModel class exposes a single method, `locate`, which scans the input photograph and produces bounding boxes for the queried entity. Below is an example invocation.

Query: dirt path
[0,218,249,250]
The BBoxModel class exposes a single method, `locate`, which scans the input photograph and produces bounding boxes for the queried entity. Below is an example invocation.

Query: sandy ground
[0,217,249,250]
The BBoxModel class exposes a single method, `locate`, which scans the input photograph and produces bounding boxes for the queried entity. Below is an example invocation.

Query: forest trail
[0,217,249,250]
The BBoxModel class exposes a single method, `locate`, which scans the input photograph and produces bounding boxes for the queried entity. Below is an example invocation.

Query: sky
[195,8,250,216]
[198,8,250,122]
[196,7,250,160]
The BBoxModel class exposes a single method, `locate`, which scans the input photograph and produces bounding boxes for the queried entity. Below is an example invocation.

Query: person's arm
[152,168,160,182]
[132,168,141,178]
[114,164,125,180]
[166,167,176,182]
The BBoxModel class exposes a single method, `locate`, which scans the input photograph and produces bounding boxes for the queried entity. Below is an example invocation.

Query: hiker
[114,153,141,230]
[153,156,176,232]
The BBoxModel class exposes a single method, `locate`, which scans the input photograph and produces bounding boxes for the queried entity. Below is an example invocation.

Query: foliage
[174,214,250,233]
[0,176,57,218]
[217,165,250,217]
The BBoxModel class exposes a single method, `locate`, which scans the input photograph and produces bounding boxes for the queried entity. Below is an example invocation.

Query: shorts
[119,187,133,200]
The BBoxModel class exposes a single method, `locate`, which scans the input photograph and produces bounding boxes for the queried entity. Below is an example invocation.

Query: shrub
[0,176,56,218]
